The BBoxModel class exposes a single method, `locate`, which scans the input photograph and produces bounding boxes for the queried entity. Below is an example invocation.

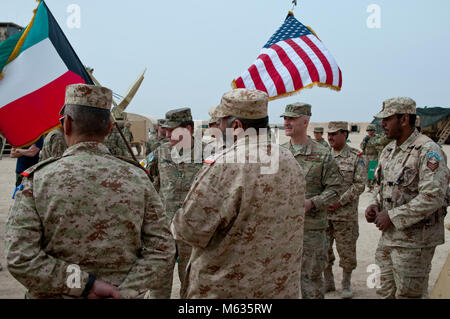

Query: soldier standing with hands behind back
[366,97,449,299]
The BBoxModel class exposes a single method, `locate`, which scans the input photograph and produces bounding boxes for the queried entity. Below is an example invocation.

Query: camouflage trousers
[301,230,328,299]
[326,220,359,272]
[375,243,435,299]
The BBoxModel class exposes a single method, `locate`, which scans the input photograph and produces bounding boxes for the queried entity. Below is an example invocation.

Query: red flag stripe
[248,64,268,93]
[257,53,287,95]
[270,44,303,91]
[0,71,85,147]
[338,68,342,89]
[301,36,334,85]
[235,77,245,89]
[285,38,320,84]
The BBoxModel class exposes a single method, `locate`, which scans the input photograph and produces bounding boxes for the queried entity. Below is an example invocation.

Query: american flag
[233,12,342,100]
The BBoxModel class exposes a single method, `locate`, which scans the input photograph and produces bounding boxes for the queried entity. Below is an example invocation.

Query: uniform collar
[333,143,350,158]
[287,137,313,156]
[396,129,419,152]
[62,141,111,157]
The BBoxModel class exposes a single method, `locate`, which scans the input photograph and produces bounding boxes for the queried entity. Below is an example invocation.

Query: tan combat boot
[341,271,353,299]
[323,266,335,293]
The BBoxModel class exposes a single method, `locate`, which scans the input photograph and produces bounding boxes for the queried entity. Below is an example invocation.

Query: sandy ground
[0,127,449,299]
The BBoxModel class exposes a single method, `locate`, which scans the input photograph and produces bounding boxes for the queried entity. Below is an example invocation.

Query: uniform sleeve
[171,164,242,248]
[118,179,176,298]
[148,147,160,192]
[310,152,343,209]
[389,143,449,230]
[339,153,366,206]
[5,177,90,297]
[360,138,367,153]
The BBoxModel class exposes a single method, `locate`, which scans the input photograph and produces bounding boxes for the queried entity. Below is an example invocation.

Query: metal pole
[0,134,5,160]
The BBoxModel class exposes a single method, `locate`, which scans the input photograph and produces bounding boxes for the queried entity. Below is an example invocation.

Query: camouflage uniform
[104,125,129,157]
[326,122,366,275]
[313,127,330,149]
[39,128,68,162]
[360,124,379,190]
[5,84,176,299]
[281,104,343,299]
[171,89,306,298]
[146,119,168,156]
[148,108,203,297]
[369,97,449,299]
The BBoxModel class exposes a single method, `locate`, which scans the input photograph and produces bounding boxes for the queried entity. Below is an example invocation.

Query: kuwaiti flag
[0,0,93,147]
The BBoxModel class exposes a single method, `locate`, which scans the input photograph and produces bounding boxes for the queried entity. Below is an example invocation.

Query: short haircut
[396,114,417,128]
[64,104,111,137]
[227,116,269,130]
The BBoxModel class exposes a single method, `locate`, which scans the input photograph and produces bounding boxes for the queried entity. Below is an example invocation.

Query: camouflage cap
[313,127,324,133]
[366,124,376,131]
[208,116,218,125]
[327,121,348,133]
[157,119,166,126]
[280,102,312,118]
[125,121,132,127]
[162,108,192,128]
[210,89,268,120]
[60,84,112,115]
[374,97,416,119]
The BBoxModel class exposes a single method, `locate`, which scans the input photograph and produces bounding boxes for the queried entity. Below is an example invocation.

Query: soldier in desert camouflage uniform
[171,88,306,298]
[281,103,343,299]
[366,97,449,299]
[360,124,379,191]
[104,122,129,157]
[313,127,330,149]
[148,108,204,298]
[39,127,68,161]
[324,121,366,299]
[5,84,175,299]
[146,119,168,156]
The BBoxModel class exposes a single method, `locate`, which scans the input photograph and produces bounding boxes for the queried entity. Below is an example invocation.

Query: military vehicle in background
[371,106,450,144]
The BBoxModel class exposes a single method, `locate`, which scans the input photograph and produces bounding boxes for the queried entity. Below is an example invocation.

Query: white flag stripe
[0,38,68,108]
[254,58,277,97]
[292,37,327,84]
[240,70,256,90]
[260,48,295,93]
[277,40,313,87]
[307,35,340,87]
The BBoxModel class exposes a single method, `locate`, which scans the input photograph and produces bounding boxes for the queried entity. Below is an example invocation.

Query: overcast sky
[2,0,450,123]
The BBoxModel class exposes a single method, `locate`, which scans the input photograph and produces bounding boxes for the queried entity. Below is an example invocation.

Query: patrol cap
[374,97,416,119]
[280,102,312,118]
[125,122,131,127]
[209,88,268,120]
[313,127,324,133]
[366,124,376,131]
[60,84,112,115]
[208,116,218,125]
[162,108,193,128]
[157,119,166,126]
[328,121,348,133]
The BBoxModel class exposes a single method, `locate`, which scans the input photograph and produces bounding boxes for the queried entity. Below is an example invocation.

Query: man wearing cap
[171,88,306,298]
[280,103,342,299]
[313,127,330,149]
[148,107,204,297]
[145,119,168,156]
[104,121,129,157]
[5,84,175,299]
[39,127,68,162]
[365,97,449,299]
[360,124,379,191]
[324,121,366,298]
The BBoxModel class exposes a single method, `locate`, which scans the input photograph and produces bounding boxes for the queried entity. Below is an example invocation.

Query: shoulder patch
[22,157,59,177]
[116,156,150,175]
[357,152,363,157]
[427,152,441,161]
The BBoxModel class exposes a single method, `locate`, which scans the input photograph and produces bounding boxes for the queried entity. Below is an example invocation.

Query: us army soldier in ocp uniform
[5,84,175,299]
[171,88,306,298]
[325,121,366,299]
[366,97,449,299]
[281,103,342,299]
[313,127,330,149]
[148,108,204,297]
[104,122,129,157]
[146,119,168,156]
[39,127,68,162]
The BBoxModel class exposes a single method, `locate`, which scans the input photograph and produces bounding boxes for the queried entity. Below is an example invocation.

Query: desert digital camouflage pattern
[5,142,176,299]
[374,97,416,119]
[368,129,449,298]
[171,135,306,299]
[327,143,366,272]
[282,137,343,299]
[39,128,67,162]
[61,84,112,112]
[104,125,128,157]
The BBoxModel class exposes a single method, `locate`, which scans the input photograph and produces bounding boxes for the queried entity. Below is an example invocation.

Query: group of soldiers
[3,83,449,299]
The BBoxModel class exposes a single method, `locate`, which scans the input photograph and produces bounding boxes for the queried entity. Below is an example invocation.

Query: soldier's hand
[87,280,122,299]
[365,205,379,223]
[374,210,392,232]
[327,202,341,212]
[305,199,315,213]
